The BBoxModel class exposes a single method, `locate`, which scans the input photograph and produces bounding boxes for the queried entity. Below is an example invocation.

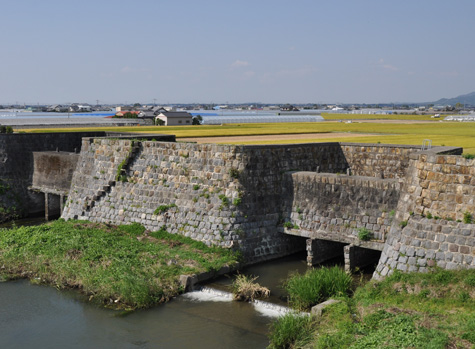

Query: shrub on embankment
[268,268,475,348]
[0,220,239,309]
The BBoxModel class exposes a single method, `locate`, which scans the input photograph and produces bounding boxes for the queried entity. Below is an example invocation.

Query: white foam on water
[182,287,233,302]
[252,299,294,318]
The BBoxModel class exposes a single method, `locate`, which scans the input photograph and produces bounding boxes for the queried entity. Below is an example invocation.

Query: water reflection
[0,280,270,349]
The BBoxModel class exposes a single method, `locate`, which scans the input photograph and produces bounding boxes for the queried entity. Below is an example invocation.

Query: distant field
[23,121,475,154]
[321,113,440,121]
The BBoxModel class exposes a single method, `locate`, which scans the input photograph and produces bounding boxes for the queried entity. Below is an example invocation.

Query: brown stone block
[460,246,470,254]
[436,157,445,164]
[446,156,457,165]
[422,198,432,208]
[462,176,471,185]
[449,244,459,253]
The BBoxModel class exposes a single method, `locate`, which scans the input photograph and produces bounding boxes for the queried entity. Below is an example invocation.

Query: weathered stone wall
[32,152,80,192]
[63,142,351,263]
[0,132,103,218]
[59,138,473,271]
[284,172,400,242]
[374,216,475,278]
[373,149,475,278]
[339,143,421,179]
[397,152,475,222]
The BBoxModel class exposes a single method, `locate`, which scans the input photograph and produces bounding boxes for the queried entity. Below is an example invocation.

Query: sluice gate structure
[0,132,473,278]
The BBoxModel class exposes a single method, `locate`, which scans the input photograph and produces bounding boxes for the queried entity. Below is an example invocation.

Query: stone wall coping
[409,146,463,160]
[32,150,80,155]
[289,171,400,184]
[339,142,421,149]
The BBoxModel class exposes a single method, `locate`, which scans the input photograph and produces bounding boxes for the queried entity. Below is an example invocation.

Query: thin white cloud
[120,66,134,73]
[377,58,398,71]
[428,71,459,77]
[231,60,250,69]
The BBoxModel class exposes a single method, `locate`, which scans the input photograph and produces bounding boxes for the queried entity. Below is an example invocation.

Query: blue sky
[1,0,474,104]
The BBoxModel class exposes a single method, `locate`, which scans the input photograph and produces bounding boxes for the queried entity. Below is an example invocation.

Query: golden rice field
[24,120,475,154]
[321,113,439,121]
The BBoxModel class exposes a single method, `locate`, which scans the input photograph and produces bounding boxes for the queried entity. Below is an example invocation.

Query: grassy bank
[268,268,475,348]
[0,220,239,309]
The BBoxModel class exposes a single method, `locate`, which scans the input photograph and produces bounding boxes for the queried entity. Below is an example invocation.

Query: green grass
[283,266,352,311]
[268,313,315,349]
[269,268,475,348]
[0,220,239,309]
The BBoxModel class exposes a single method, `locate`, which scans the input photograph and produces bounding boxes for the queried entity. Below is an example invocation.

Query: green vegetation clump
[462,153,475,159]
[283,266,352,311]
[268,313,315,349]
[218,194,229,207]
[229,168,240,179]
[399,220,408,228]
[357,227,372,241]
[463,211,473,224]
[283,221,294,229]
[0,220,239,309]
[154,203,177,215]
[0,126,13,134]
[268,268,475,348]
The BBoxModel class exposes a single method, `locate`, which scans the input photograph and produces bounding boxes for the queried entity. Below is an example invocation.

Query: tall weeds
[284,266,352,311]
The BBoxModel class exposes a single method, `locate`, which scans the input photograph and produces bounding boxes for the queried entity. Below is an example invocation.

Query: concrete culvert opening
[344,245,382,274]
[306,239,346,267]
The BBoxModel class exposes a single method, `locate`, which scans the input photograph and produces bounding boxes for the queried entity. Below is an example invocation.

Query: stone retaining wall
[284,172,400,242]
[340,143,421,179]
[59,138,473,271]
[374,216,475,278]
[0,132,103,218]
[397,152,475,222]
[373,148,475,278]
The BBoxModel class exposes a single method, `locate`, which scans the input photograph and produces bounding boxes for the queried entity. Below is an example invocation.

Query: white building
[155,111,193,126]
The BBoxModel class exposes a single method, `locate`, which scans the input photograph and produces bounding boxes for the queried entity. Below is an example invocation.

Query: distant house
[280,104,299,111]
[155,111,193,126]
[70,104,92,112]
[47,104,69,112]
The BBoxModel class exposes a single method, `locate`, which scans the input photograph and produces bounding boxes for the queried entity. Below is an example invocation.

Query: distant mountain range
[431,91,475,106]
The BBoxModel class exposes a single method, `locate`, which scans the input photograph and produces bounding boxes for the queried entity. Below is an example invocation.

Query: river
[0,252,310,349]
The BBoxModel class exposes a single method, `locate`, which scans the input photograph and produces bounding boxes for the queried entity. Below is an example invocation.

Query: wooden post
[45,193,49,221]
